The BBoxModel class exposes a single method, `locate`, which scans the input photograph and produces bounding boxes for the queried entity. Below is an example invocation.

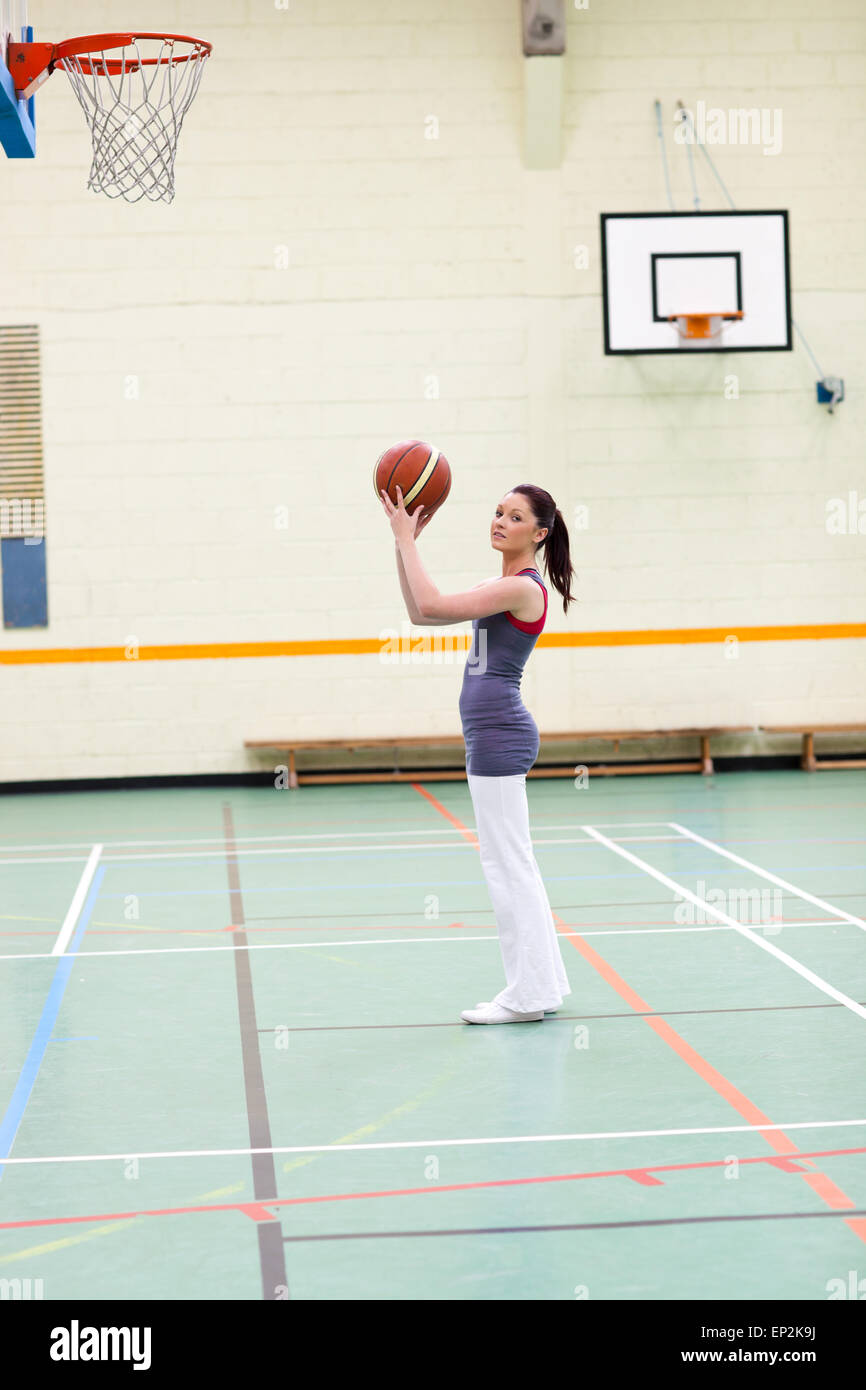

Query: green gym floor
[1,770,864,1301]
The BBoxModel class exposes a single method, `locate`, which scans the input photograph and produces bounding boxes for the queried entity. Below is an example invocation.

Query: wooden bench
[244,727,755,787]
[759,724,866,771]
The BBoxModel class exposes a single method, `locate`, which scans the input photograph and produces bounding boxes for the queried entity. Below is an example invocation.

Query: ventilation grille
[0,324,45,539]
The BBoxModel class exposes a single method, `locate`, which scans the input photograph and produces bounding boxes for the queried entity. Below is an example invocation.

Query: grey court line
[280,1208,866,1243]
[222,802,287,1303]
[242,887,866,921]
[254,997,866,1035]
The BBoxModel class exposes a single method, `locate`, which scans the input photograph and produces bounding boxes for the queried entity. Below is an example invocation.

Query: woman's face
[491,492,546,554]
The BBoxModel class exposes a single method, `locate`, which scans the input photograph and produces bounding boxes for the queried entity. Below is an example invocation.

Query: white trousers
[467,772,571,1013]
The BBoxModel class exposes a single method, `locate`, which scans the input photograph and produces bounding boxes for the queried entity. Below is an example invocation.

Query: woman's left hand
[380,486,430,543]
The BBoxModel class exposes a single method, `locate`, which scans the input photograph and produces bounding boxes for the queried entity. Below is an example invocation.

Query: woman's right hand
[392,503,434,545]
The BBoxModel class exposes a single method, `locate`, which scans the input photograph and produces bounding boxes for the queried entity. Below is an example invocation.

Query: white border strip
[50,844,103,956]
[581,825,866,1021]
[1,1117,864,1166]
[669,821,866,932]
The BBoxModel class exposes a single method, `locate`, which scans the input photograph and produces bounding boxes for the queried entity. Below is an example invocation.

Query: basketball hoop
[668,311,744,345]
[7,31,212,201]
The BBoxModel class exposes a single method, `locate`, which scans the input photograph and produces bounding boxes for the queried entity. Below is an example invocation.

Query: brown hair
[509,484,576,614]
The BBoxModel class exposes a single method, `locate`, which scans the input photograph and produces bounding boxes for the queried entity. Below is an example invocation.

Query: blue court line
[0,864,105,1180]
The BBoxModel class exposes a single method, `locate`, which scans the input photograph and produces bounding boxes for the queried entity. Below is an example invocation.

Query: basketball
[374,440,451,518]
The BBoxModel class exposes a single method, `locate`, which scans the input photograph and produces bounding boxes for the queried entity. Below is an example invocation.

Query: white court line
[0,1117,864,1166]
[0,821,681,855]
[582,825,866,1022]
[50,844,103,956]
[568,822,678,829]
[0,835,679,867]
[0,919,848,964]
[0,936,498,962]
[669,821,866,933]
[0,829,471,853]
[0,817,683,850]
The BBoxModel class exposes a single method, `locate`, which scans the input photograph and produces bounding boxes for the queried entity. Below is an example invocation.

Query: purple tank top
[458,568,548,776]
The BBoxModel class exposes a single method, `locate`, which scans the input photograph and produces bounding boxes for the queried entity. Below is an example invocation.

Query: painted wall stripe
[1,622,863,665]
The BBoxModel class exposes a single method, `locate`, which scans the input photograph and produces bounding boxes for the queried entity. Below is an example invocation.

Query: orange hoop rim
[666,312,744,323]
[55,32,213,76]
[667,311,744,340]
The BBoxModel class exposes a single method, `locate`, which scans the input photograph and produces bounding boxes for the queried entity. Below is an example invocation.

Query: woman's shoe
[461,1003,544,1024]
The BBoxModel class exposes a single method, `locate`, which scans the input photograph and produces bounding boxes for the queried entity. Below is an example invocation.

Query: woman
[381,481,576,1026]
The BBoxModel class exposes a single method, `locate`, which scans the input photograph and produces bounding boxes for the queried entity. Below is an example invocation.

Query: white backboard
[1,0,28,57]
[601,211,792,354]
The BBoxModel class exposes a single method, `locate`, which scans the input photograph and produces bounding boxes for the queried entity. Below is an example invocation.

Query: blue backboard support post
[0,22,36,157]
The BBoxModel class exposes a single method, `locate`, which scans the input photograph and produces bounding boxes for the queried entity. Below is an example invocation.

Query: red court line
[412,784,480,844]
[412,783,866,1249]
[2,1145,863,1234]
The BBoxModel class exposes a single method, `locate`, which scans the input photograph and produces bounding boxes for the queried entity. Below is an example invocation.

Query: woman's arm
[397,546,495,626]
[395,544,428,625]
[392,506,447,625]
[396,534,537,625]
[382,485,537,626]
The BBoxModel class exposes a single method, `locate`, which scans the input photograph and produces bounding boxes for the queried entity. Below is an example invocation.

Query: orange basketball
[374,440,451,518]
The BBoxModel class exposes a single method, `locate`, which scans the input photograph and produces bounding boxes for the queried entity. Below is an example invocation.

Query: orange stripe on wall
[1,622,864,665]
[541,623,866,648]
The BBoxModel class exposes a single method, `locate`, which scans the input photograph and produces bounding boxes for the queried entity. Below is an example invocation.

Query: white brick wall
[0,0,863,782]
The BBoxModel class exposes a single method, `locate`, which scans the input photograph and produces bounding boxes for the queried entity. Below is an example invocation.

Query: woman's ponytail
[511,484,576,614]
[544,507,576,614]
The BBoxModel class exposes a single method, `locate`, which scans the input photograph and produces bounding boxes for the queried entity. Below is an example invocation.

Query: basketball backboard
[0,0,26,58]
[0,0,35,156]
[600,211,792,354]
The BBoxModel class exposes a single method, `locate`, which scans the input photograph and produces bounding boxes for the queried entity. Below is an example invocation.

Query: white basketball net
[58,37,210,203]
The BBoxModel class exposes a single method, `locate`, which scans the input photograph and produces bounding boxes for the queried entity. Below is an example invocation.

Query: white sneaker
[474,1000,559,1014]
[461,1002,544,1024]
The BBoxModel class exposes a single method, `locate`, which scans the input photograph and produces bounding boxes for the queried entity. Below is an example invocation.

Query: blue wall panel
[1,537,48,627]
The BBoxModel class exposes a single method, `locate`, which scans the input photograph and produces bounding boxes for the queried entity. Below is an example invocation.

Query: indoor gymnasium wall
[0,0,863,782]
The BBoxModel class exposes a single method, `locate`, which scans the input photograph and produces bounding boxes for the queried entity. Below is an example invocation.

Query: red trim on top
[505,569,548,634]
